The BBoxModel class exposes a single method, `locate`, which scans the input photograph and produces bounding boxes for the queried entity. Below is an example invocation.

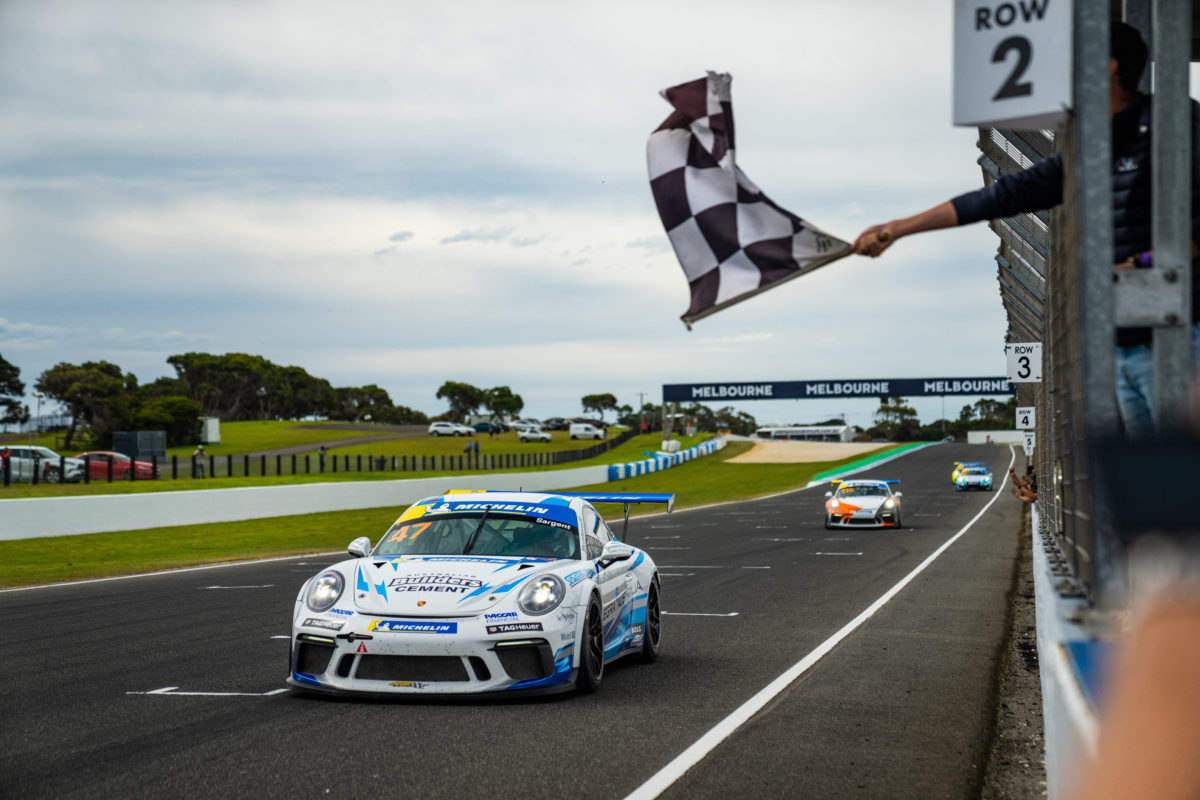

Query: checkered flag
[648,72,851,328]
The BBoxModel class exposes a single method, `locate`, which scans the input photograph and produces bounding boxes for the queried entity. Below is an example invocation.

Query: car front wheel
[576,595,604,693]
[640,579,661,663]
[44,467,61,484]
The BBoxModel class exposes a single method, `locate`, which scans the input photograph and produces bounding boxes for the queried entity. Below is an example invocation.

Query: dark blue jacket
[950,93,1200,346]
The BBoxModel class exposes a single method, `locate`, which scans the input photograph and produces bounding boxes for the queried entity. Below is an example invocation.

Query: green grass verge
[0,441,911,588]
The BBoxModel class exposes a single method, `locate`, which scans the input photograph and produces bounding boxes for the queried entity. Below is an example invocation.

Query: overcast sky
[0,1,1141,430]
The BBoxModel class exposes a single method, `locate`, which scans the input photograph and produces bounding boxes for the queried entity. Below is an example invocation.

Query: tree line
[0,352,431,449]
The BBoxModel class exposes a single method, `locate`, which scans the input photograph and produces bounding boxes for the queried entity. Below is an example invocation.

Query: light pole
[33,392,45,439]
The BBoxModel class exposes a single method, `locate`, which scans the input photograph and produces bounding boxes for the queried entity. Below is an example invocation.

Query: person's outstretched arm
[852,202,959,257]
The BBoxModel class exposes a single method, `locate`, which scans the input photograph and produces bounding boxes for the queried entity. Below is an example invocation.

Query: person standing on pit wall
[192,444,206,478]
[852,22,1200,440]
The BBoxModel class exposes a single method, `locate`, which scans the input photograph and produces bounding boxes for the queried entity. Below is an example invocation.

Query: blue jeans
[1114,322,1200,439]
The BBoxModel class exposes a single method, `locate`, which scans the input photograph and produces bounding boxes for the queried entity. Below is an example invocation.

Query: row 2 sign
[953,0,1072,130]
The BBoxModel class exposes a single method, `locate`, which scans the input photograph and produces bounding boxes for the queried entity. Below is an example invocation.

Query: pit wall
[0,441,729,541]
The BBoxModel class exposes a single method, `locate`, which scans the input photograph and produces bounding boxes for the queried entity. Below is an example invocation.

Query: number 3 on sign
[1005,343,1042,383]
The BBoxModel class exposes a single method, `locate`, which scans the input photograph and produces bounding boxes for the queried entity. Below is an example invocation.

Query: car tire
[124,469,134,481]
[640,579,661,663]
[575,594,604,693]
[570,435,577,440]
[824,515,833,530]
[894,516,902,529]
[44,467,61,484]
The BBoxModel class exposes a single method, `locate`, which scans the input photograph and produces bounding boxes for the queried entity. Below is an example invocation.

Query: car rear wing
[440,490,675,538]
[555,492,675,540]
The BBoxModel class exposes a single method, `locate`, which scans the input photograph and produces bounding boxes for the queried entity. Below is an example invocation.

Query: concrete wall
[0,465,609,541]
[967,429,1024,445]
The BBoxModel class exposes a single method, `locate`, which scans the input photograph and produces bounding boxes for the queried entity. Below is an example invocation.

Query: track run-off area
[1,443,1022,799]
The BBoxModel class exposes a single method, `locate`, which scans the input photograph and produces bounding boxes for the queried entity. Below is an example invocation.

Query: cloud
[439,228,513,245]
[0,1,1016,426]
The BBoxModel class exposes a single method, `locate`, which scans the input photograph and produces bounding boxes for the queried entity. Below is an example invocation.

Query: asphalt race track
[1,444,1023,799]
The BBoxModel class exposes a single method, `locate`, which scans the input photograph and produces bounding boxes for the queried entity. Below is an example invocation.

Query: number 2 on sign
[992,35,1033,100]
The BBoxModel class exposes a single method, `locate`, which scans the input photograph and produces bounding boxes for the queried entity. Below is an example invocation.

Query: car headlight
[306,571,344,613]
[517,574,566,616]
[883,498,895,509]
[830,498,841,509]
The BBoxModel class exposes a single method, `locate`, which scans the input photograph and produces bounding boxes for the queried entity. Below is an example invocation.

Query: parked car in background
[74,451,160,480]
[519,427,552,443]
[541,417,569,431]
[1,445,86,483]
[428,421,475,437]
[472,422,506,434]
[569,423,606,440]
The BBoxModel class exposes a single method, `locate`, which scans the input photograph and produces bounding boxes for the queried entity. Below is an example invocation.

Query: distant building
[754,425,853,443]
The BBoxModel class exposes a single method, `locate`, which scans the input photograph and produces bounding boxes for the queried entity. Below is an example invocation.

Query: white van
[569,423,606,440]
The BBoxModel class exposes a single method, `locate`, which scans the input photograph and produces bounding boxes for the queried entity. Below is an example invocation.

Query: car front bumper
[288,609,581,696]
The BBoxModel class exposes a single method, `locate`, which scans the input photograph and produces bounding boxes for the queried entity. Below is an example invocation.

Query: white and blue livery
[288,490,672,697]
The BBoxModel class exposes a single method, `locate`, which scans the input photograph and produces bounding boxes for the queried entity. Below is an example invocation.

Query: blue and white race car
[288,490,672,697]
[955,465,994,491]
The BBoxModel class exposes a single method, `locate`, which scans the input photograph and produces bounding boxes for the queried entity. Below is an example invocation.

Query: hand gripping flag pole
[647,72,852,329]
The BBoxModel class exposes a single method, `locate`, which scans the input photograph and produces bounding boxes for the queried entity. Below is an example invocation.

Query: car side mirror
[348,537,372,558]
[893,492,903,498]
[824,491,832,498]
[598,541,634,568]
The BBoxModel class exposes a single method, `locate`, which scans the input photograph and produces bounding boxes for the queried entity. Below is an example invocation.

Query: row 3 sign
[662,377,1014,403]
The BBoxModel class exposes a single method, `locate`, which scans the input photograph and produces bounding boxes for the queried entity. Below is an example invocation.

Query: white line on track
[0,551,343,593]
[661,565,771,570]
[202,584,274,589]
[647,547,690,550]
[814,552,863,556]
[128,686,289,697]
[623,447,1015,800]
[659,573,694,577]
[663,612,738,617]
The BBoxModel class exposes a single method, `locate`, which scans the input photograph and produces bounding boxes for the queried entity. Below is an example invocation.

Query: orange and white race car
[823,479,902,529]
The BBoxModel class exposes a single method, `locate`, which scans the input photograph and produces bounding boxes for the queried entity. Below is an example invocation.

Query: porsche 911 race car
[288,490,672,697]
[823,478,902,528]
[955,465,994,491]
[951,461,985,484]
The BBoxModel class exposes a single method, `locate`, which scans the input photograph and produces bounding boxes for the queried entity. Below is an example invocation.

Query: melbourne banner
[663,378,1014,402]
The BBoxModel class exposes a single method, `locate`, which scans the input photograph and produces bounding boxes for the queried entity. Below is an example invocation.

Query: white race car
[955,466,994,491]
[823,478,903,529]
[288,490,672,697]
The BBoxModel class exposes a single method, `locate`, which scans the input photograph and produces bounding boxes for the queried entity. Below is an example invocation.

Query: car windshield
[374,513,579,560]
[837,484,888,498]
[840,484,888,496]
[963,468,988,475]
